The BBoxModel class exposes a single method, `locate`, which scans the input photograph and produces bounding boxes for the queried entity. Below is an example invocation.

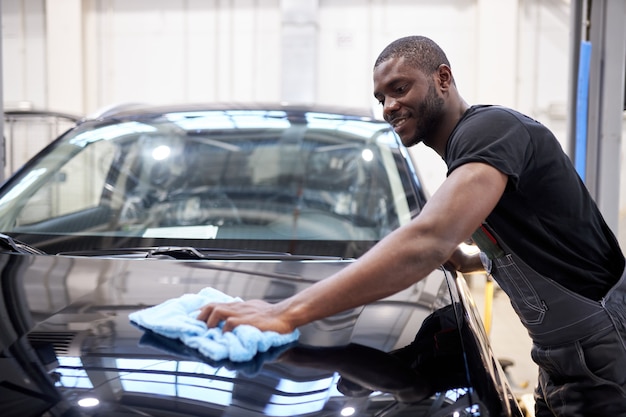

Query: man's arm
[197,162,507,333]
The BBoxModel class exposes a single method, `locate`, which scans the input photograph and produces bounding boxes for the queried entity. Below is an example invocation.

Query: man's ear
[436,64,453,90]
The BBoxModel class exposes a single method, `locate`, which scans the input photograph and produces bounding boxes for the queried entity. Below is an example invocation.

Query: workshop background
[0,1,592,194]
[2,0,626,404]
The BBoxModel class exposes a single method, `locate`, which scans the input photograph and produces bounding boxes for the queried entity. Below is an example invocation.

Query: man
[199,36,626,415]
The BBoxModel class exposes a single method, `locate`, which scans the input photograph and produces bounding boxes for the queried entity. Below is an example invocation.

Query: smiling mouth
[391,117,408,130]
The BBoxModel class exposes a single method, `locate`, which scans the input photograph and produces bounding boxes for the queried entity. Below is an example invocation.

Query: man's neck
[427,100,470,157]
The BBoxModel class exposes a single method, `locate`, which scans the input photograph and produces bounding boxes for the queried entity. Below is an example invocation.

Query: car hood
[1,251,490,417]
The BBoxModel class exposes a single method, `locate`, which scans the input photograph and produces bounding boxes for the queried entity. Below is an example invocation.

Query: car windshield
[0,109,423,256]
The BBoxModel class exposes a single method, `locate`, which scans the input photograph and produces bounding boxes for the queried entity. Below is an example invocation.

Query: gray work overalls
[473,223,626,417]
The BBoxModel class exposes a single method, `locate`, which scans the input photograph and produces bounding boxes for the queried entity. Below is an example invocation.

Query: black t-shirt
[445,105,624,300]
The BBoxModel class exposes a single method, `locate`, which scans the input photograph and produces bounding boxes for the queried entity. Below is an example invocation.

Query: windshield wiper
[147,246,345,261]
[57,246,346,260]
[0,233,46,255]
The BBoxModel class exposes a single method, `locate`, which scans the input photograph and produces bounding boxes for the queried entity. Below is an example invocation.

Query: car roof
[87,102,384,122]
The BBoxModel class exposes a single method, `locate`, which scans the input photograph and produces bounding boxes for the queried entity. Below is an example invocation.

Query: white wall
[2,0,47,108]
[2,1,570,124]
[1,0,573,179]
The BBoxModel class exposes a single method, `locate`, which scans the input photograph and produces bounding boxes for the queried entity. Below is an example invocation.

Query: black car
[0,104,524,417]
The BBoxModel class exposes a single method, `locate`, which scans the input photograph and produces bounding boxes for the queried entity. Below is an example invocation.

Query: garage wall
[2,0,47,108]
[2,0,573,183]
[3,1,570,124]
[82,0,283,109]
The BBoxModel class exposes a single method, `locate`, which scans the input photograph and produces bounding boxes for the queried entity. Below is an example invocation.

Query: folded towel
[138,330,296,376]
[129,287,300,362]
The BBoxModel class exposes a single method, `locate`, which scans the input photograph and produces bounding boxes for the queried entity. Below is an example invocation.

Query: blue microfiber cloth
[129,287,300,362]
[137,330,297,377]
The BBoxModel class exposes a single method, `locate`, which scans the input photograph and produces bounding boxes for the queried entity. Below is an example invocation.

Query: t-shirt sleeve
[445,108,534,191]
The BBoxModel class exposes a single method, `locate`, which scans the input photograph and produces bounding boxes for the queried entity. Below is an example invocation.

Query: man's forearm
[273,224,454,329]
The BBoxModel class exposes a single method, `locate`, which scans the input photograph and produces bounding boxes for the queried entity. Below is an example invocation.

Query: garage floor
[467,273,537,414]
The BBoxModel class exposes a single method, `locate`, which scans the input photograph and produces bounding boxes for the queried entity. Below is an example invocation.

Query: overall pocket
[492,254,546,326]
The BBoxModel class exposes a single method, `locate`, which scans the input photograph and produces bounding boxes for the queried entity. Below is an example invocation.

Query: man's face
[373,56,444,147]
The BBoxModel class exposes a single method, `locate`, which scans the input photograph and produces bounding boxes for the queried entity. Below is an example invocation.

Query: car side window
[15,140,114,226]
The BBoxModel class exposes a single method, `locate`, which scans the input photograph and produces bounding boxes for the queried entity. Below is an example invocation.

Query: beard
[405,82,445,147]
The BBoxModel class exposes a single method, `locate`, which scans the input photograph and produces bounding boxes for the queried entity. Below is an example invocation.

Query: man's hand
[196,299,296,334]
[445,244,485,274]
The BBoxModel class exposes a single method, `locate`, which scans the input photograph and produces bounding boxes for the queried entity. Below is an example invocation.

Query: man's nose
[383,97,400,119]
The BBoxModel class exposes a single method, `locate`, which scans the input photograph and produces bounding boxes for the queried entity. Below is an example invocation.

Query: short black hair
[374,36,450,74]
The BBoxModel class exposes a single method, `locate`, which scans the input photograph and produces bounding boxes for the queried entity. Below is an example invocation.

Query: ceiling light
[77,397,100,408]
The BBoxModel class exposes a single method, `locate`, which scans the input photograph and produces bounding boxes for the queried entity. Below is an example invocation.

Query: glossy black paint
[0,251,522,416]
